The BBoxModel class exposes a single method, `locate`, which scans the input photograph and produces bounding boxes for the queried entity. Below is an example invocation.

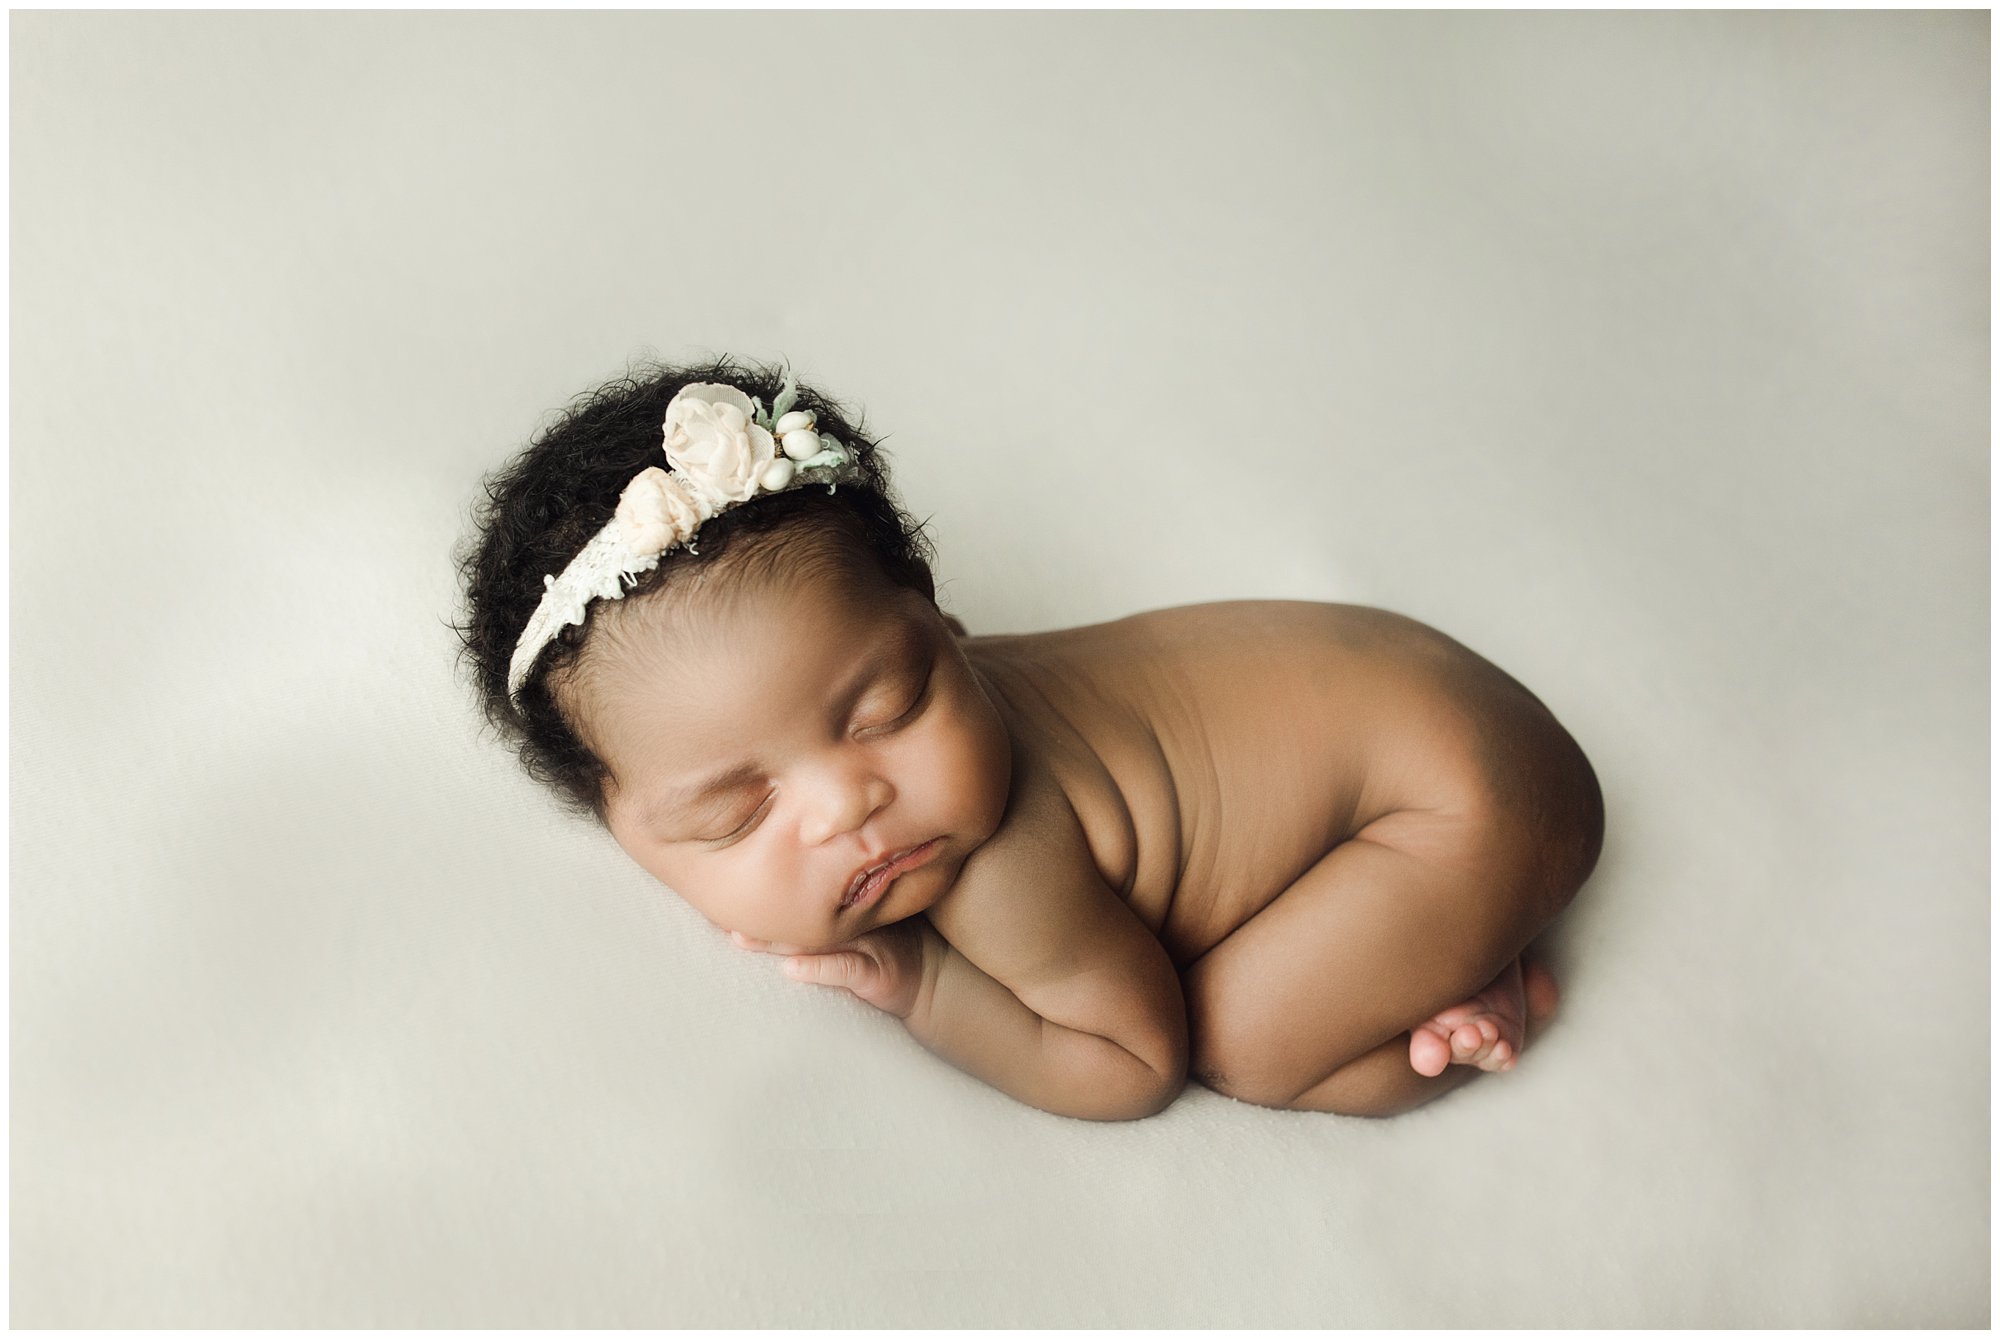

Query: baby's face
[579,562,1012,950]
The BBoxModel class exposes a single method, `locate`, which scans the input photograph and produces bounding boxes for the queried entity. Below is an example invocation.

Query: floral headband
[507,371,858,699]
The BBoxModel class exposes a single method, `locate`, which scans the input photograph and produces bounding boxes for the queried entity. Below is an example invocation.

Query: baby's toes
[1450,1019,1500,1066]
[1409,1024,1453,1078]
[1477,1036,1517,1072]
[1470,1015,1526,1072]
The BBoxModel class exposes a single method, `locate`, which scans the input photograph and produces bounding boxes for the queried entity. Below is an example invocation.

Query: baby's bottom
[1181,820,1590,1117]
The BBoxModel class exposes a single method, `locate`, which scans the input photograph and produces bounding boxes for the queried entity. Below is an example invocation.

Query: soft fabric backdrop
[12,10,1987,1327]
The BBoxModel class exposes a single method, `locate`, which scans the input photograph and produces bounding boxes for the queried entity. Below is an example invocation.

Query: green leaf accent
[771,368,799,424]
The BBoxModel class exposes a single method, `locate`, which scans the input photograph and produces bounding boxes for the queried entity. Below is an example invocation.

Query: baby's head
[457,357,1012,948]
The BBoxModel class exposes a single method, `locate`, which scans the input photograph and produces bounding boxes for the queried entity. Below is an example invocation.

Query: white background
[11,10,1987,1326]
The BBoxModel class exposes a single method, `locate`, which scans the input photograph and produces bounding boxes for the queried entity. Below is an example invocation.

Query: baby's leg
[1182,817,1588,1116]
[1295,954,1560,1116]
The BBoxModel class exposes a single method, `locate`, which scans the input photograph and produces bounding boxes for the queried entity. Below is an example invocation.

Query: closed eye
[859,669,933,737]
[696,667,928,843]
[702,794,771,846]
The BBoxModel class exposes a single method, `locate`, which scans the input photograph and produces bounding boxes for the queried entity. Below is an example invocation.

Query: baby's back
[962,600,1554,967]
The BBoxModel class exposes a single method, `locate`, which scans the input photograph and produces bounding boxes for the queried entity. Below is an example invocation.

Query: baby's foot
[1407,955,1560,1078]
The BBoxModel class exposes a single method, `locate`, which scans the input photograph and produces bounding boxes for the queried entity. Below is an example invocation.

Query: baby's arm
[907,761,1187,1122]
[910,879,1185,1122]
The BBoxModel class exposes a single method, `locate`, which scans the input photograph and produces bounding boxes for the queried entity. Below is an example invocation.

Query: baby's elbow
[1136,1068,1188,1119]
[1092,1064,1185,1122]
[1100,1026,1188,1122]
[1102,958,1190,1119]
[1129,1031,1190,1119]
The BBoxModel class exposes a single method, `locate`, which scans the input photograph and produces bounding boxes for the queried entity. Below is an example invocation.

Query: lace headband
[507,372,859,699]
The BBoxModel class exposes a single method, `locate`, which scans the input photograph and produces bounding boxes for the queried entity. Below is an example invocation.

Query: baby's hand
[728,920,939,1020]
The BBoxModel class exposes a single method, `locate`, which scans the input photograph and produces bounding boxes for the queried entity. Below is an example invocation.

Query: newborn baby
[457,358,1604,1121]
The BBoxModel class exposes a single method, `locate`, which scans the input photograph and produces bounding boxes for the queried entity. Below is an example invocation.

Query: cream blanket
[12,10,1985,1326]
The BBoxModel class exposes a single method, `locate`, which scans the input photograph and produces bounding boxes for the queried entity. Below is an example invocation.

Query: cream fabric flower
[509,374,861,702]
[661,383,777,510]
[614,466,706,555]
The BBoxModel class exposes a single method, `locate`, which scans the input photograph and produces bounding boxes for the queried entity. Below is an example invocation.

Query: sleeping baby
[456,358,1604,1121]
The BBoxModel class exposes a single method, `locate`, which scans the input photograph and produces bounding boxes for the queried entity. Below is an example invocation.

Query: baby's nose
[797,772,894,846]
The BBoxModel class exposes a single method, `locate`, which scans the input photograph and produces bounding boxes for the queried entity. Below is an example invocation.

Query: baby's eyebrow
[644,615,931,830]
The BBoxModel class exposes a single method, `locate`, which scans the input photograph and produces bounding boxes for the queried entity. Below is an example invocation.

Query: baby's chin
[861,834,981,928]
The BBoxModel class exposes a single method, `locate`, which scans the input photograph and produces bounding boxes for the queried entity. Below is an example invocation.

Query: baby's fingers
[783,952,873,991]
[730,930,811,956]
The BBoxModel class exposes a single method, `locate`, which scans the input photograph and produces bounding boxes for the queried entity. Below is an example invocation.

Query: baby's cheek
[948,707,1013,834]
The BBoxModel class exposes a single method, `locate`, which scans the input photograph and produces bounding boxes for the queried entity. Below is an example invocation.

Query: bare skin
[738,913,1563,1078]
[948,613,1565,1083]
[690,593,1602,1117]
[946,602,1598,1111]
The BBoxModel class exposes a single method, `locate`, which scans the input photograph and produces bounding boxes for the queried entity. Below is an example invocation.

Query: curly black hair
[453,355,938,825]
